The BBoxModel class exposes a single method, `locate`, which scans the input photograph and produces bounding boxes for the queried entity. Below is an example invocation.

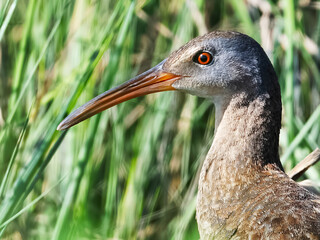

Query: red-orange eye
[194,51,213,65]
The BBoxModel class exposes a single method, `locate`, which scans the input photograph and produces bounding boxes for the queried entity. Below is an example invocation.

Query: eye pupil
[199,54,208,63]
[195,51,213,65]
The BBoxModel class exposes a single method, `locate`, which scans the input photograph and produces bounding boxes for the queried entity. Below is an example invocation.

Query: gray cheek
[172,77,224,99]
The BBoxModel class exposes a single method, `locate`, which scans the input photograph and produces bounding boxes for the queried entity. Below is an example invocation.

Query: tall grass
[0,0,320,239]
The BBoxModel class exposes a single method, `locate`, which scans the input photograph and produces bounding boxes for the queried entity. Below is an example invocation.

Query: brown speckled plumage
[58,31,320,239]
[197,93,320,239]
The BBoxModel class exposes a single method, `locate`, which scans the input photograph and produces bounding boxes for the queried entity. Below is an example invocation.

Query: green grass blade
[0,0,18,42]
[0,102,31,199]
[283,0,296,144]
[8,0,36,112]
[6,17,62,124]
[0,130,67,232]
[0,174,67,231]
[281,105,320,164]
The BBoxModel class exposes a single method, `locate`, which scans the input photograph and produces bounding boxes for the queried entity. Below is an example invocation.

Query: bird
[57,31,320,239]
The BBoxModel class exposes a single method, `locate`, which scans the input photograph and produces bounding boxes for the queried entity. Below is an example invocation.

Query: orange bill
[57,60,182,130]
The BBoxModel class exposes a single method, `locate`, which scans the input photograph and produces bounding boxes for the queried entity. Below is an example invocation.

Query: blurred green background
[0,0,320,239]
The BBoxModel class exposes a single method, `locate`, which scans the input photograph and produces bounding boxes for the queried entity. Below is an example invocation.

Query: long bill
[57,60,182,130]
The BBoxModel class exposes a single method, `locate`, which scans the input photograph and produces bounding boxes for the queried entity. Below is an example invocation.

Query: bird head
[166,31,275,99]
[57,31,276,130]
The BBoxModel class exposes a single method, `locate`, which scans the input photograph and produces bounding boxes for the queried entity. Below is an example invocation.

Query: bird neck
[212,90,283,172]
[197,90,283,238]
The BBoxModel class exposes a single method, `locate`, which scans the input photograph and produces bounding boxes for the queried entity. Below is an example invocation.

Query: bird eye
[193,51,213,65]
